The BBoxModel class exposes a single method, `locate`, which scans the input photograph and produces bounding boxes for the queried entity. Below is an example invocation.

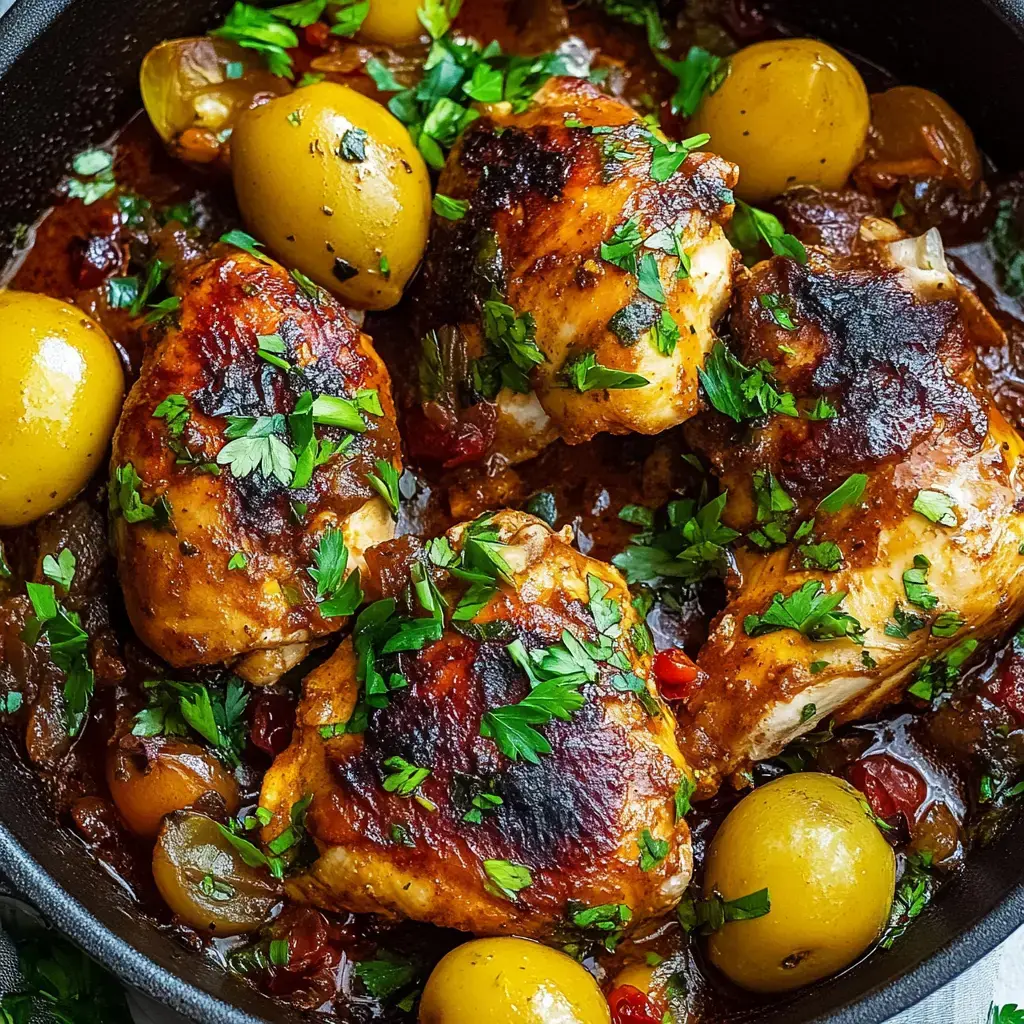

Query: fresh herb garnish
[881,851,933,948]
[744,580,864,643]
[217,414,296,486]
[432,193,470,220]
[471,297,544,398]
[109,464,174,530]
[637,828,669,871]
[483,859,532,901]
[561,351,649,392]
[367,458,401,517]
[219,228,270,262]
[817,473,867,514]
[309,528,363,618]
[907,638,978,703]
[913,489,957,527]
[902,554,938,610]
[678,888,771,934]
[382,755,431,797]
[730,200,808,264]
[698,341,797,422]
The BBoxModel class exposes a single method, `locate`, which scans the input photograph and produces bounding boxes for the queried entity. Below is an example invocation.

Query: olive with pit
[703,772,895,993]
[231,81,432,309]
[107,737,240,840]
[0,291,124,527]
[690,38,870,202]
[418,937,610,1024]
[153,811,281,935]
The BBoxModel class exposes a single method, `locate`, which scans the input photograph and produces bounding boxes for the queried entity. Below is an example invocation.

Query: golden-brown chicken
[260,510,692,940]
[110,247,400,683]
[678,226,1024,794]
[415,77,738,465]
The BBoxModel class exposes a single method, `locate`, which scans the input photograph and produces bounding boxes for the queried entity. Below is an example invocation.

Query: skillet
[0,0,1023,1021]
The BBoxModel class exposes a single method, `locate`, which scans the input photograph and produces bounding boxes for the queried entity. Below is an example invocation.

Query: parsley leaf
[699,341,797,422]
[678,887,771,934]
[907,638,977,703]
[902,554,938,610]
[601,217,643,272]
[309,528,363,618]
[561,351,649,392]
[637,828,669,871]
[989,198,1024,298]
[217,415,296,486]
[220,227,270,262]
[42,549,76,592]
[913,489,957,527]
[109,464,174,530]
[483,859,532,901]
[817,473,867,514]
[759,292,798,330]
[354,952,420,1002]
[368,458,401,516]
[471,296,544,398]
[382,755,431,796]
[730,200,808,264]
[881,852,934,948]
[885,602,928,639]
[613,491,740,589]
[432,193,470,220]
[744,580,865,642]
[657,45,727,117]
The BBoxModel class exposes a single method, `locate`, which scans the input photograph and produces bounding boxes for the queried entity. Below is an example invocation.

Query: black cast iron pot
[1,0,1023,1020]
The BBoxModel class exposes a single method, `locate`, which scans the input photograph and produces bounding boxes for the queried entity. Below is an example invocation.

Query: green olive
[231,81,432,309]
[418,938,610,1024]
[359,0,425,45]
[704,773,895,993]
[690,39,869,202]
[153,812,281,935]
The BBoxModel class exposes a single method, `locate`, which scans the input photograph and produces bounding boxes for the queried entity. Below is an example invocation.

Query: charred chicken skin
[260,510,692,939]
[416,77,738,465]
[110,248,400,683]
[678,225,1024,793]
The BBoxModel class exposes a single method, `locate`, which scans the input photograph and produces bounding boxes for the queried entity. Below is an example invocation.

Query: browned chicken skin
[679,226,1024,793]
[418,77,738,463]
[110,248,400,682]
[261,511,692,939]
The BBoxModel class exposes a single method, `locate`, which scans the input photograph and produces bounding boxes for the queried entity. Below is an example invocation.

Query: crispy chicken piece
[417,77,737,464]
[110,249,399,682]
[261,511,692,939]
[679,227,1024,794]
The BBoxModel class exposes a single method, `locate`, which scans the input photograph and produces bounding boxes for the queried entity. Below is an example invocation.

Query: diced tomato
[848,754,927,824]
[653,648,701,701]
[993,651,1024,723]
[607,985,660,1024]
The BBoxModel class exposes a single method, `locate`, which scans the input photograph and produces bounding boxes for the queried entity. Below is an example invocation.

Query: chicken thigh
[416,77,738,464]
[260,511,692,940]
[110,247,400,682]
[679,225,1024,794]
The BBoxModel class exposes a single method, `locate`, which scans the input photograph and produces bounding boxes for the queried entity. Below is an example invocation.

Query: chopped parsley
[698,341,797,422]
[759,292,798,330]
[367,458,401,517]
[67,147,116,205]
[217,414,296,486]
[42,548,76,592]
[339,127,368,161]
[567,901,633,953]
[744,580,864,643]
[381,755,431,797]
[913,489,957,527]
[353,952,420,1002]
[881,851,934,948]
[432,193,470,220]
[109,464,173,530]
[647,132,711,183]
[678,887,771,934]
[471,296,544,398]
[483,859,532,901]
[989,198,1024,298]
[657,45,728,117]
[730,201,808,264]
[613,491,740,589]
[907,638,978,703]
[561,352,649,392]
[637,828,669,871]
[798,540,843,572]
[309,528,363,618]
[219,228,270,262]
[22,575,93,737]
[227,551,247,571]
[132,677,249,768]
[601,217,643,272]
[902,554,938,610]
[817,473,867,514]
[885,603,928,639]
[806,397,838,421]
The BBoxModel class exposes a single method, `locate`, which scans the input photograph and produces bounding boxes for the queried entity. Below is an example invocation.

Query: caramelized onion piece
[858,86,981,191]
[153,811,281,934]
[140,37,289,161]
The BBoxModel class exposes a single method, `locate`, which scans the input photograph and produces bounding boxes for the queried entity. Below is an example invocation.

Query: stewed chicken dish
[3,1,1024,1021]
